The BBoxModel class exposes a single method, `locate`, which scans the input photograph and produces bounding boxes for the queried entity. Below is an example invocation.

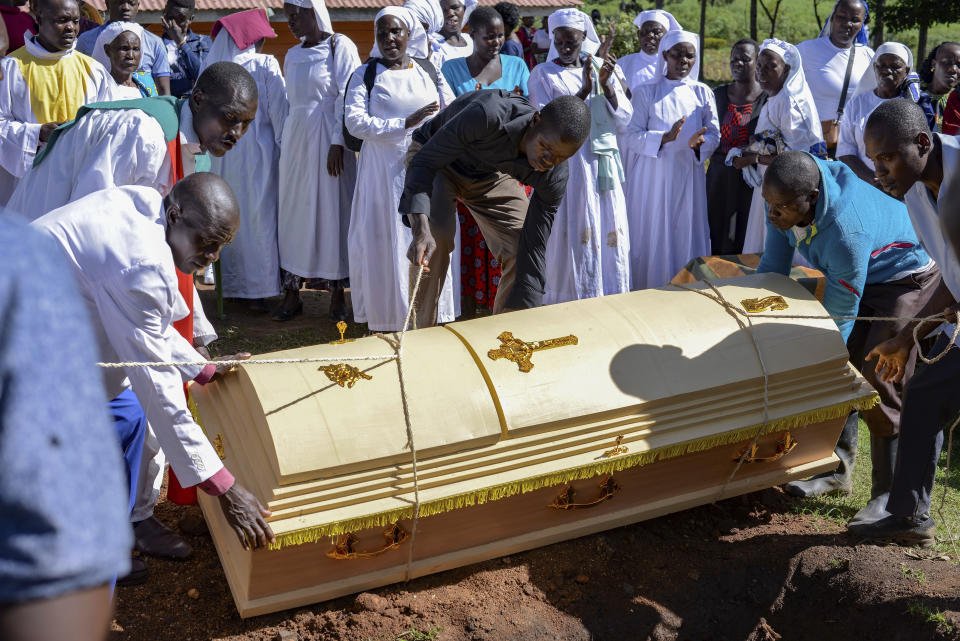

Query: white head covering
[655,29,700,83]
[759,38,822,139]
[285,0,334,35]
[546,8,600,62]
[853,41,912,97]
[92,21,146,71]
[403,0,444,34]
[819,0,869,46]
[462,0,478,24]
[370,6,429,59]
[632,9,681,33]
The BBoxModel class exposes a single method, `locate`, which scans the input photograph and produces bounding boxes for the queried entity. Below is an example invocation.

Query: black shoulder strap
[411,56,439,87]
[363,57,379,96]
[836,45,857,122]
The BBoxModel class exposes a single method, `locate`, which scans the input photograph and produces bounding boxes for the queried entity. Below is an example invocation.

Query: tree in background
[757,0,784,38]
[884,0,960,61]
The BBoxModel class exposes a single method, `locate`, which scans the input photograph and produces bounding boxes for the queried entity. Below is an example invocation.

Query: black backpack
[341,53,440,153]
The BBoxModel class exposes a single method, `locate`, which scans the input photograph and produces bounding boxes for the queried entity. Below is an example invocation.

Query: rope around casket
[92,272,960,566]
[673,279,960,558]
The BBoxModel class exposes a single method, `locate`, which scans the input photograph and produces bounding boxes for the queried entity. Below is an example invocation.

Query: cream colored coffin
[191,273,878,617]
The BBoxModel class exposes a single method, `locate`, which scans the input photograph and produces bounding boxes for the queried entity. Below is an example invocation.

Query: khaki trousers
[405,141,528,328]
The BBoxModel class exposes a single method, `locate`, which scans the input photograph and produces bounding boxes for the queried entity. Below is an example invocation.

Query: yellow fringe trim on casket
[265,393,878,550]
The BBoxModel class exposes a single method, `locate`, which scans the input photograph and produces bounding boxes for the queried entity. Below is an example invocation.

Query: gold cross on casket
[487,331,579,372]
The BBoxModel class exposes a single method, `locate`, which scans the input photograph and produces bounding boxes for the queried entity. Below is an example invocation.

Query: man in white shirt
[796,0,874,154]
[851,98,960,546]
[33,174,275,555]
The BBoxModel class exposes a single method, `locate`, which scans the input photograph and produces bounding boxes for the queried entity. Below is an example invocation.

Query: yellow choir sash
[9,46,96,124]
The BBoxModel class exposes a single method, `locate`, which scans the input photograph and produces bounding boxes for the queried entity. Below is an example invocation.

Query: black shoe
[849,514,936,547]
[117,556,148,587]
[133,516,193,560]
[271,300,303,322]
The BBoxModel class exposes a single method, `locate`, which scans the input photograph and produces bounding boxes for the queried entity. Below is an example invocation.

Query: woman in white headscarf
[618,9,681,94]
[837,42,918,183]
[528,7,632,304]
[430,0,477,62]
[404,0,447,65]
[275,0,362,321]
[623,30,719,290]
[345,6,456,332]
[92,21,158,99]
[201,9,290,309]
[738,38,825,254]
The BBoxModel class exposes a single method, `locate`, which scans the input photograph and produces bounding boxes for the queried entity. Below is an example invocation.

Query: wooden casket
[191,273,878,617]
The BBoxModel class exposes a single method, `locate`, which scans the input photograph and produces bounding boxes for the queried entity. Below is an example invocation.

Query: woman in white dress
[202,9,288,307]
[617,9,681,94]
[624,30,719,290]
[345,6,457,332]
[275,0,361,321]
[430,0,477,62]
[735,38,825,254]
[837,42,916,183]
[528,8,632,304]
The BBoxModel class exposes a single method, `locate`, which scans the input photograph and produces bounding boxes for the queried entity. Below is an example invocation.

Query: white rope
[397,265,425,581]
[673,281,771,502]
[96,354,397,368]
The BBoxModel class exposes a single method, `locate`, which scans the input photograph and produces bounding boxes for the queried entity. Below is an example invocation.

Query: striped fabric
[670,253,826,302]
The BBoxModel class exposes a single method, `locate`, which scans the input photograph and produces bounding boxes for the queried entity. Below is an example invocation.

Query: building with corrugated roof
[85,0,578,64]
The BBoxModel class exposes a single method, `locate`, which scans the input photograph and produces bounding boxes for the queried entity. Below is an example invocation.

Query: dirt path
[112,488,960,641]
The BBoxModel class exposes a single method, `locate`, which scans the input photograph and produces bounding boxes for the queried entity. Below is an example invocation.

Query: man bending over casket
[33,175,274,551]
[756,151,940,530]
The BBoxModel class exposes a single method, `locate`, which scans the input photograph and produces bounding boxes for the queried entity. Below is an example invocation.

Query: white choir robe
[278,35,360,282]
[210,53,288,299]
[836,90,886,171]
[528,59,633,303]
[344,59,457,332]
[617,51,659,94]
[624,76,720,290]
[741,90,825,255]
[32,186,223,487]
[0,42,112,205]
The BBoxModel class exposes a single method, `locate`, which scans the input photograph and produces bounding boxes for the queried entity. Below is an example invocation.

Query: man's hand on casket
[407,213,436,272]
[218,483,274,550]
[865,333,913,384]
[210,352,252,381]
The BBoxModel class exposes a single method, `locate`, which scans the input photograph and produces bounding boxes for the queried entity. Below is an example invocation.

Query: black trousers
[887,333,960,518]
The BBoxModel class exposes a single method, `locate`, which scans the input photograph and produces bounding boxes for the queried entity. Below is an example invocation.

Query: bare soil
[110,290,960,641]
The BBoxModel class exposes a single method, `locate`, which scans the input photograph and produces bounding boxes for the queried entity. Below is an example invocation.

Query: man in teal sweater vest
[757,151,940,528]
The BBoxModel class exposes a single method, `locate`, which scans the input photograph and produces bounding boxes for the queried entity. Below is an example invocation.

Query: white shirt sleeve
[0,58,41,177]
[261,56,289,147]
[628,84,669,159]
[344,63,407,141]
[696,83,721,164]
[331,35,362,147]
[95,263,222,487]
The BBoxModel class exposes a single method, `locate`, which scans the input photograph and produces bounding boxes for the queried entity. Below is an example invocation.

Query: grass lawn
[797,419,960,555]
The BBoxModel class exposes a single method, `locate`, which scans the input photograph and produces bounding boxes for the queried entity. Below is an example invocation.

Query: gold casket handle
[734,433,798,464]
[326,523,409,560]
[547,475,620,510]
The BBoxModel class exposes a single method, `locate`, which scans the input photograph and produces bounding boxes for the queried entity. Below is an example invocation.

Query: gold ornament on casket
[189,274,880,618]
[741,295,789,313]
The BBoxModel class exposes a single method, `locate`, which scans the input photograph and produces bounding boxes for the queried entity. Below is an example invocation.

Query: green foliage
[906,601,954,633]
[703,36,728,48]
[900,564,928,584]
[584,0,960,55]
[396,624,444,641]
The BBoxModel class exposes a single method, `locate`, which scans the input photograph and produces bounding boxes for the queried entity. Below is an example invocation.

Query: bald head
[165,173,240,274]
[761,152,821,231]
[865,98,930,147]
[190,62,259,157]
[764,151,820,195]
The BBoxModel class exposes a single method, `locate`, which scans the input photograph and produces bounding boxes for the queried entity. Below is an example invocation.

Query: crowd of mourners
[1,0,960,635]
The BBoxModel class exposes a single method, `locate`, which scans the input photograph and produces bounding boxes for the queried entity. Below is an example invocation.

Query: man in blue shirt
[757,151,940,529]
[846,98,960,546]
[76,0,172,94]
[161,0,210,98]
[0,216,131,640]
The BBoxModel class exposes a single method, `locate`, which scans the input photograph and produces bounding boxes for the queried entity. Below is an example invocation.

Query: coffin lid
[222,274,848,486]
